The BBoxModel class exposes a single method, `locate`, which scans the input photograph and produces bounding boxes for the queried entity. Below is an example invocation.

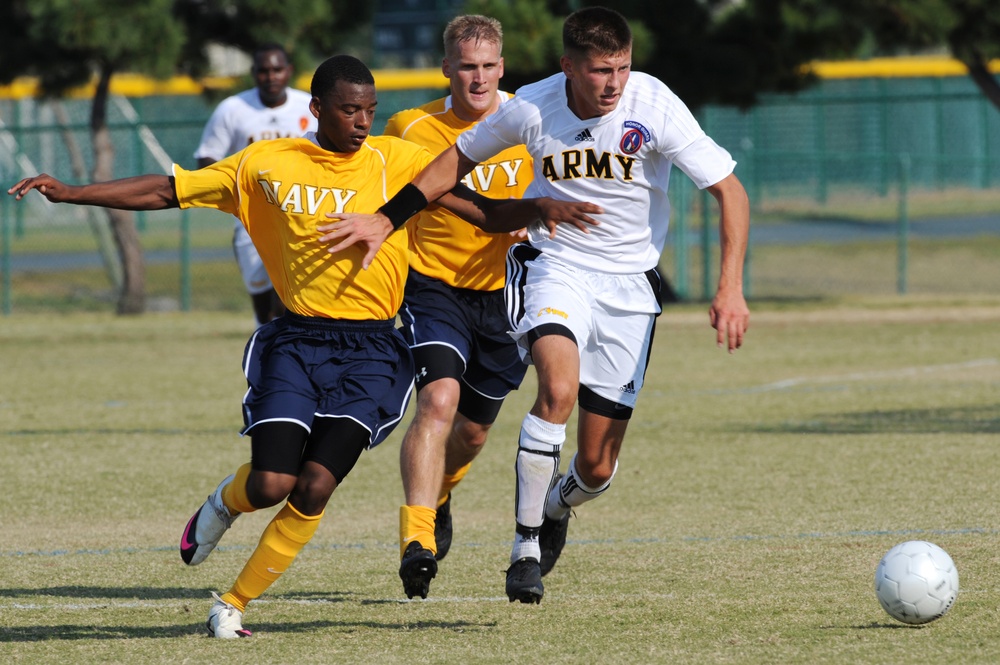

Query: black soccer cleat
[539,510,570,576]
[539,474,571,576]
[399,541,438,599]
[505,557,544,604]
[434,493,453,562]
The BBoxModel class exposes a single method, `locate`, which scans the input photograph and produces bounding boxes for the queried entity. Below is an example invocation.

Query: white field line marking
[746,358,998,393]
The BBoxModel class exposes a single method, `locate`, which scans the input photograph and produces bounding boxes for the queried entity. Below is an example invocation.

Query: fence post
[815,102,827,204]
[672,177,689,300]
[14,100,26,238]
[1,192,11,315]
[879,78,891,197]
[133,120,147,232]
[897,153,910,295]
[981,96,991,189]
[700,188,712,300]
[180,208,191,311]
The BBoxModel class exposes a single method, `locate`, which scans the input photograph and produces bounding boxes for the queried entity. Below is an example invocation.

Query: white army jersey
[457,71,736,274]
[195,88,316,161]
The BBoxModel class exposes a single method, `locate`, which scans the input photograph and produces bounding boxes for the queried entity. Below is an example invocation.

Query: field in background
[1,299,998,663]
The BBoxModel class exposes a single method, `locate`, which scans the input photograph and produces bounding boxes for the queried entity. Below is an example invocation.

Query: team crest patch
[620,121,650,155]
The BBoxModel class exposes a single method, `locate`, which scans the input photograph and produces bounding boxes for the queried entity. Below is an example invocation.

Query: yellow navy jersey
[384,94,532,291]
[173,134,434,320]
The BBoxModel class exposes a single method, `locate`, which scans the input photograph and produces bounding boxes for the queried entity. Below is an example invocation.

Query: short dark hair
[252,43,290,65]
[563,7,632,57]
[311,54,375,99]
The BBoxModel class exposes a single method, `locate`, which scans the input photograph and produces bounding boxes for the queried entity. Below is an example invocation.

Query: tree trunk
[91,64,146,315]
[963,57,1000,112]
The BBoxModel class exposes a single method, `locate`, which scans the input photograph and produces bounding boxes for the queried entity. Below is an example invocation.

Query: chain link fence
[1,73,998,315]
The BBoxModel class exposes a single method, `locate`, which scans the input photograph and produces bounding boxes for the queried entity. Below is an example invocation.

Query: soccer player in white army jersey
[383,15,533,600]
[324,7,751,604]
[195,43,316,327]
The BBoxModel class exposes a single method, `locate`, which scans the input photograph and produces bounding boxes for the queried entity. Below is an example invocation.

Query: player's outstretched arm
[8,174,179,210]
[438,186,602,237]
[705,172,750,353]
[317,144,478,269]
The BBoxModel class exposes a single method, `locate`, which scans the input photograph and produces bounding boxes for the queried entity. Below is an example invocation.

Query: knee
[573,453,617,488]
[416,381,460,423]
[451,418,491,456]
[288,468,337,516]
[246,471,296,509]
[535,380,577,421]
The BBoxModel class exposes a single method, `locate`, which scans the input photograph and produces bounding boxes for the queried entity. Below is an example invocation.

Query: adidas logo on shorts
[574,129,595,142]
[619,380,636,394]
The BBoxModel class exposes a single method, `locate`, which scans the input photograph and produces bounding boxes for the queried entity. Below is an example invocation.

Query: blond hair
[443,14,503,60]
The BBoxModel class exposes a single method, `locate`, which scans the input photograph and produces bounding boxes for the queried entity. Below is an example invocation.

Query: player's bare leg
[435,412,490,559]
[398,377,459,597]
[507,334,578,603]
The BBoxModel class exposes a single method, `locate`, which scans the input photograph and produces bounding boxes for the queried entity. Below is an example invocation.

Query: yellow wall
[1,57,998,99]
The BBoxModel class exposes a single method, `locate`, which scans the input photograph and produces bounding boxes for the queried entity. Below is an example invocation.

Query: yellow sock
[221,463,256,515]
[399,504,437,558]
[222,501,323,612]
[438,462,472,507]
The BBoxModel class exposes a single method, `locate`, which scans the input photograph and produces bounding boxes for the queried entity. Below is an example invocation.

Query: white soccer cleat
[206,592,252,638]
[179,474,240,566]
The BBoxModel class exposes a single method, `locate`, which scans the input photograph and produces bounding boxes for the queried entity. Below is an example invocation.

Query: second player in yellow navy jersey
[382,15,536,601]
[386,99,531,290]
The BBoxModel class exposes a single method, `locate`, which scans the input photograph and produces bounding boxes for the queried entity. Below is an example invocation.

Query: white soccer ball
[874,540,959,625]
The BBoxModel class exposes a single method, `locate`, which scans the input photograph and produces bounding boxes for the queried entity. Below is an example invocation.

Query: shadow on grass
[0,586,216,600]
[0,619,437,642]
[0,586,355,604]
[851,621,926,630]
[3,427,234,437]
[0,586,496,641]
[749,405,1000,435]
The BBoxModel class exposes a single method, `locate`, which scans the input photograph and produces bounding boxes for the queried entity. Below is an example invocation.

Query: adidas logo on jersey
[619,380,636,394]
[574,129,595,142]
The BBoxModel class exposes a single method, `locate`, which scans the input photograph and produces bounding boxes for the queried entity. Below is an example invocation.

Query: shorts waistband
[284,313,396,333]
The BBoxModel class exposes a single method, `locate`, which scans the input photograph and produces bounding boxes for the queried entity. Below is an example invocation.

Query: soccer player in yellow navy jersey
[8,54,599,638]
[383,15,534,600]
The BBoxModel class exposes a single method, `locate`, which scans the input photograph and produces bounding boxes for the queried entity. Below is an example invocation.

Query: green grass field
[1,299,999,663]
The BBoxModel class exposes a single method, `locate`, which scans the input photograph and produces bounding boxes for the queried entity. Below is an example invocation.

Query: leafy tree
[173,0,370,76]
[0,0,364,314]
[628,0,1000,111]
[0,0,187,314]
[461,0,1000,112]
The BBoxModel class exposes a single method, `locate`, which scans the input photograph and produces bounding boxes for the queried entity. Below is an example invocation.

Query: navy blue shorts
[398,270,527,424]
[241,313,414,448]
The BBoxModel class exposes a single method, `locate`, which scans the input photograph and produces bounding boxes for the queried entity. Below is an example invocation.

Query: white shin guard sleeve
[514,414,565,530]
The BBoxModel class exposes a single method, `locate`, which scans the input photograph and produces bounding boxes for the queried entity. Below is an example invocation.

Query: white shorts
[505,245,662,410]
[232,220,272,295]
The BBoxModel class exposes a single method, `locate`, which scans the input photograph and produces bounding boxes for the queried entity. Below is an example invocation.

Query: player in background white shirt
[195,43,317,327]
[323,7,750,604]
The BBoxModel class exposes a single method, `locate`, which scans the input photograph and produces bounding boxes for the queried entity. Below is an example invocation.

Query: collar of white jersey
[443,91,512,113]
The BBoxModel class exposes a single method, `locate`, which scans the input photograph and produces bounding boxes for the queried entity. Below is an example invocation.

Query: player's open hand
[536,198,602,239]
[7,174,71,203]
[708,285,750,353]
[318,211,394,270]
